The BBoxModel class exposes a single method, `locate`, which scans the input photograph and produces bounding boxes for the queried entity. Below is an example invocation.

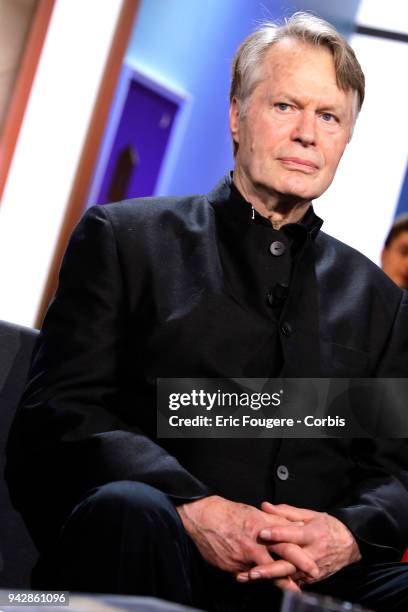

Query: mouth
[279,157,319,172]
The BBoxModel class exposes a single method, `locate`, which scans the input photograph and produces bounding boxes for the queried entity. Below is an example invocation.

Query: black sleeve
[9,206,210,529]
[329,439,408,562]
[329,292,408,562]
[375,290,408,378]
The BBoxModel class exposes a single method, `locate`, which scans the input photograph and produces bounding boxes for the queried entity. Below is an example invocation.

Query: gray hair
[230,12,365,147]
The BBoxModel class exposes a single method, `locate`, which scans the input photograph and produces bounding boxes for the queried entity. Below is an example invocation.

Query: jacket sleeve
[329,439,408,562]
[10,206,210,520]
[329,291,408,562]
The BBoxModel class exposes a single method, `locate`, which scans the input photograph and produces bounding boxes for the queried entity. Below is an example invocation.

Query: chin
[280,175,328,201]
[278,181,317,200]
[280,187,317,202]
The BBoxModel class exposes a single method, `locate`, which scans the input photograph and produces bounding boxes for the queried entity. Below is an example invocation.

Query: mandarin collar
[207,173,323,240]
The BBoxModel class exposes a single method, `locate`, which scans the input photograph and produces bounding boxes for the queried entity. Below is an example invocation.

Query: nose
[291,111,316,146]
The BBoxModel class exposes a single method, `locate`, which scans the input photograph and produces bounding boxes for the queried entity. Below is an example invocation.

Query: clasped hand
[177,497,360,591]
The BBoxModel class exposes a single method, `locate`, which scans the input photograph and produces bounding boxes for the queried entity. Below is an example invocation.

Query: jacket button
[280,322,292,336]
[276,465,289,480]
[269,241,286,256]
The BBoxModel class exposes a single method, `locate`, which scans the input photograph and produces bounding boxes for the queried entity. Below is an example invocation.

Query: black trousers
[34,481,408,611]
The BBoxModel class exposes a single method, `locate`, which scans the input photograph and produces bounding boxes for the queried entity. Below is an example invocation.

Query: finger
[259,524,308,545]
[268,543,319,579]
[236,559,297,582]
[256,519,305,541]
[261,502,315,522]
[251,546,275,568]
[274,577,302,592]
[265,514,302,527]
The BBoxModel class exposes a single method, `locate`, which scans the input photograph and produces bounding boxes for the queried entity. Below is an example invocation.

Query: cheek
[323,139,348,170]
[251,118,288,152]
[386,252,405,272]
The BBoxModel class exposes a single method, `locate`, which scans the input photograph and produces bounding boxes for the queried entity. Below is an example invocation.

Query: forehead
[391,231,408,247]
[259,38,346,102]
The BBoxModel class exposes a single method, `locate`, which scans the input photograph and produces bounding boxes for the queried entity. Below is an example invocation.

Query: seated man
[382,213,408,289]
[6,12,408,612]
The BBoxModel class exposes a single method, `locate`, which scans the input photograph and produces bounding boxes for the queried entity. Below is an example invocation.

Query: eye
[320,112,336,123]
[276,103,291,112]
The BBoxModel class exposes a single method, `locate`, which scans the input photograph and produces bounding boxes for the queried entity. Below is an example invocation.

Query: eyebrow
[270,93,346,118]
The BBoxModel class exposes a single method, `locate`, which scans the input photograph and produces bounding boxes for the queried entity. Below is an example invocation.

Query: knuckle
[242,540,257,558]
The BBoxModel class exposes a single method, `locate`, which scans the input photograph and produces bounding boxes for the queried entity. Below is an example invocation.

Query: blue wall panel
[395,165,408,217]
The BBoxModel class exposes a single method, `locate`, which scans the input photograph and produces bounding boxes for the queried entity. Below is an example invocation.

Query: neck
[233,167,311,230]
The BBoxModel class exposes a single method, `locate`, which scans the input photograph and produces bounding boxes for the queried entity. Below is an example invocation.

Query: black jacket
[7,176,408,561]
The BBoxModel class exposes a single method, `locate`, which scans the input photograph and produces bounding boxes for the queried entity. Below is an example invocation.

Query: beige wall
[0,0,38,135]
[0,0,139,328]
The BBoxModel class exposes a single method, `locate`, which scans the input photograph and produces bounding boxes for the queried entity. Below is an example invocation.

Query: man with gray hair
[7,12,408,612]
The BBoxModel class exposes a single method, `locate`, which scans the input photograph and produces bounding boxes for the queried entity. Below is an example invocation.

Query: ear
[229,97,241,145]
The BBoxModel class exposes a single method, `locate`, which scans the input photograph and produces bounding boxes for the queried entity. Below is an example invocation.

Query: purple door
[96,77,180,204]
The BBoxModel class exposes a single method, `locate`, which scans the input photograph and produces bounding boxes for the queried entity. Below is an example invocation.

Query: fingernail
[311,568,319,578]
[236,575,249,582]
[260,529,272,539]
[249,571,261,580]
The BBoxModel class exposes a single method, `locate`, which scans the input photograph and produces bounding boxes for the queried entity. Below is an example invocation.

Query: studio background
[0,0,407,328]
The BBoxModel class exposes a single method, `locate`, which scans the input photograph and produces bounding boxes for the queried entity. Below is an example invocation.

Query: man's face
[381,231,408,289]
[230,39,356,203]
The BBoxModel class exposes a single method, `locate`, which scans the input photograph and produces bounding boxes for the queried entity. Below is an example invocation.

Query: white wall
[0,0,123,327]
[314,4,408,265]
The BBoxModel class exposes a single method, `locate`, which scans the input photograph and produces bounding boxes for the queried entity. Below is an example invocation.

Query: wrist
[329,514,362,564]
[176,495,220,532]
